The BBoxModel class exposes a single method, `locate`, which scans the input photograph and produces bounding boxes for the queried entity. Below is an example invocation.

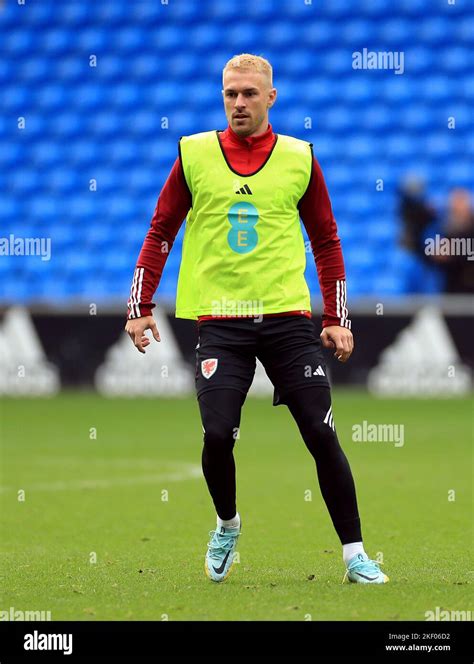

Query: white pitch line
[0,465,202,493]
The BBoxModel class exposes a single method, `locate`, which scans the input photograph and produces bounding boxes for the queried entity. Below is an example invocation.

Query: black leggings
[198,386,362,544]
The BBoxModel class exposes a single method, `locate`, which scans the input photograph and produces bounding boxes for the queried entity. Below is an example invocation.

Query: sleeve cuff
[322,316,352,330]
[127,303,155,320]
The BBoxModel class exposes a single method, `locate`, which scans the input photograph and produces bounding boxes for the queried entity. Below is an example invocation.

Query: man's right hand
[125,315,161,354]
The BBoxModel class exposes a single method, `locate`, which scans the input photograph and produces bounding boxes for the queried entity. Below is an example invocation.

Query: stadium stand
[1,0,472,303]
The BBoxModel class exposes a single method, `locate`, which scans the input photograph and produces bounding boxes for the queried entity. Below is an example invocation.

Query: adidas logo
[235,184,253,195]
[0,307,59,395]
[95,309,193,396]
[323,405,335,431]
[367,305,471,396]
[313,365,325,376]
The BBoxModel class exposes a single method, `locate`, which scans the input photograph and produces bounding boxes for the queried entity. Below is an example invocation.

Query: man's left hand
[320,326,354,363]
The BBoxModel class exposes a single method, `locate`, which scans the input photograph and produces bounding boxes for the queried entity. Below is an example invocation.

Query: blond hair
[223,53,273,85]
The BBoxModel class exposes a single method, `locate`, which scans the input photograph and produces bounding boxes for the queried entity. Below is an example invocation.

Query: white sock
[343,541,366,565]
[217,512,240,530]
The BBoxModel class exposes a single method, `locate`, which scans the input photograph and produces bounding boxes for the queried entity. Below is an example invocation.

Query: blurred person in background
[431,189,474,293]
[397,175,444,293]
[398,175,437,255]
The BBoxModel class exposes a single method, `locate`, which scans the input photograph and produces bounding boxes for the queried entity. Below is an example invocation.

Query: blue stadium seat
[300,20,337,48]
[456,16,474,42]
[418,17,454,45]
[207,3,248,22]
[341,19,376,46]
[90,54,124,81]
[379,18,416,43]
[397,0,432,15]
[319,0,354,18]
[59,3,90,26]
[167,2,202,23]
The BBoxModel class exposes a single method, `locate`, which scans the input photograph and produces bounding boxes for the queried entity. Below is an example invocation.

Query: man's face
[449,189,472,229]
[222,69,276,137]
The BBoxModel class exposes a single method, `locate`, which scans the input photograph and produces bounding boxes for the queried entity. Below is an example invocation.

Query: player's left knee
[303,416,339,452]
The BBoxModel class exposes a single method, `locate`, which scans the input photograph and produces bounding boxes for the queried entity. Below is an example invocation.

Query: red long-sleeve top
[128,123,351,329]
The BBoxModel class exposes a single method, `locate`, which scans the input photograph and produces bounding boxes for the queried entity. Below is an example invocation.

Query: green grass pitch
[0,390,472,621]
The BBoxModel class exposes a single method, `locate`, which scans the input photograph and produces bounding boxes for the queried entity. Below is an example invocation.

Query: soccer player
[125,54,388,585]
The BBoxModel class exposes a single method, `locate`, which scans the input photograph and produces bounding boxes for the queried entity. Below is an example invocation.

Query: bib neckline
[215,130,279,178]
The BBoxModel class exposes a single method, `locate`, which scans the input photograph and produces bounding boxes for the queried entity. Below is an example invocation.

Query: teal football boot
[205,525,240,583]
[343,552,389,584]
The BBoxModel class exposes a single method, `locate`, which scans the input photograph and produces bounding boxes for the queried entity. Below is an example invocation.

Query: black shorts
[195,316,330,406]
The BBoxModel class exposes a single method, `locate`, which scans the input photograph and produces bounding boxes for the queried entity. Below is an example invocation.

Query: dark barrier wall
[1,304,471,390]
